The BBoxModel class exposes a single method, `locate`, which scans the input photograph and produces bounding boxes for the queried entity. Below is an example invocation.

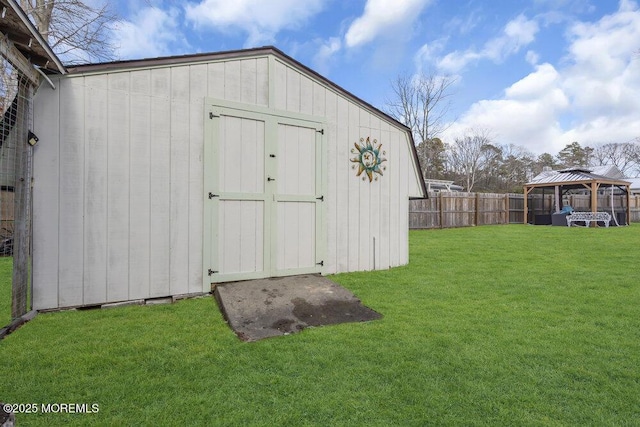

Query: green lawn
[0,257,11,327]
[2,225,640,425]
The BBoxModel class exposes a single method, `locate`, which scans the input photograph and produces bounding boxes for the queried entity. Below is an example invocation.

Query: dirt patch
[214,275,382,341]
[292,297,381,326]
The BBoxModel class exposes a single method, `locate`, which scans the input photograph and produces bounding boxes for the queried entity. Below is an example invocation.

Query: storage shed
[32,47,426,310]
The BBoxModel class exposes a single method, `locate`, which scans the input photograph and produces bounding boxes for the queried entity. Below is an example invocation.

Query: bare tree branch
[20,0,118,64]
[386,71,455,144]
[385,71,456,179]
[447,128,494,192]
[591,141,640,176]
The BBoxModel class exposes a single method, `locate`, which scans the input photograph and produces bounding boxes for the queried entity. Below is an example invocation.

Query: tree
[556,141,593,168]
[416,137,448,180]
[447,128,494,192]
[533,152,557,175]
[634,138,640,176]
[496,144,535,192]
[385,72,455,178]
[19,0,118,64]
[591,142,640,176]
[474,143,503,192]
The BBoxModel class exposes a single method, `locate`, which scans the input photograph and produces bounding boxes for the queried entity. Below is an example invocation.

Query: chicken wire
[1,53,33,319]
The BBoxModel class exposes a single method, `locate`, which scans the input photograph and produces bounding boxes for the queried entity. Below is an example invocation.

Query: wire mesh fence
[1,52,34,319]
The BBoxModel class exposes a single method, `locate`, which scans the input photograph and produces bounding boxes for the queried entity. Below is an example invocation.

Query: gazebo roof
[526,167,631,189]
[523,166,631,225]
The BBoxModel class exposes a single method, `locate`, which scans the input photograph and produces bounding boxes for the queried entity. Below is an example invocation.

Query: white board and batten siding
[32,48,425,310]
[270,59,420,274]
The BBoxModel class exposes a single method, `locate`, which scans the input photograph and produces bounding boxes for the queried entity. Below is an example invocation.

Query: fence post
[474,193,480,226]
[11,78,31,319]
[439,191,443,228]
[504,194,509,224]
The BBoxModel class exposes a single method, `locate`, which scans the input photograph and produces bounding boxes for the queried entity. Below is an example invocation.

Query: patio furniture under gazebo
[523,167,631,226]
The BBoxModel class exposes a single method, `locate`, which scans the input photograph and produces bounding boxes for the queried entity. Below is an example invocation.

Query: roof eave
[3,0,66,74]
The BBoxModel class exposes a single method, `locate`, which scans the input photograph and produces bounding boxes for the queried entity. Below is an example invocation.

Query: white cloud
[525,50,539,65]
[344,0,432,48]
[505,63,562,99]
[444,11,482,36]
[437,14,539,73]
[562,1,640,116]
[112,7,188,59]
[444,63,569,154]
[437,51,480,74]
[184,0,325,47]
[312,0,432,77]
[561,116,640,147]
[312,37,342,74]
[442,1,640,155]
[618,0,638,12]
[413,38,448,71]
[556,0,640,147]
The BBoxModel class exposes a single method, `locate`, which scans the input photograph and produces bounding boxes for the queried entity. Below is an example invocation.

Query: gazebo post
[523,186,529,224]
[554,185,560,212]
[591,182,598,227]
[626,184,631,225]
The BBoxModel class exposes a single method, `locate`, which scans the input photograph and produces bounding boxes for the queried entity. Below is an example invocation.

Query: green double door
[205,103,325,283]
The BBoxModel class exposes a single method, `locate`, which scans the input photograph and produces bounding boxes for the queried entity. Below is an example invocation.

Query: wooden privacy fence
[410,192,640,229]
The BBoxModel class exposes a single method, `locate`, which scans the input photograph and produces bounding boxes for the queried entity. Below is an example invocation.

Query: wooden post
[589,182,598,228]
[504,194,509,224]
[626,185,631,225]
[523,187,529,225]
[11,78,32,319]
[0,37,40,85]
[475,192,480,226]
[439,191,443,228]
[590,182,598,213]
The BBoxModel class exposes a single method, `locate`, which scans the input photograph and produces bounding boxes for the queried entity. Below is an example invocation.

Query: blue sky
[106,0,640,155]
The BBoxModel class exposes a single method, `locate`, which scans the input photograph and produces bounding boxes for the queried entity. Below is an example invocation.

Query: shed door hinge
[316,260,324,266]
[209,112,219,119]
[208,192,219,199]
[316,129,324,135]
[208,269,218,276]
[316,195,324,201]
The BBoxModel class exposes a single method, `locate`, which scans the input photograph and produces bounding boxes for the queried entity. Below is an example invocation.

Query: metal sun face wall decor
[350,137,387,182]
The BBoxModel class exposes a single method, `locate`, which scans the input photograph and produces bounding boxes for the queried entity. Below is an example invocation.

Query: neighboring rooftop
[627,177,640,193]
[424,179,463,192]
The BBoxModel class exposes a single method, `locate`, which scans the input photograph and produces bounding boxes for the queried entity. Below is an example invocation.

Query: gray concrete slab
[214,274,382,341]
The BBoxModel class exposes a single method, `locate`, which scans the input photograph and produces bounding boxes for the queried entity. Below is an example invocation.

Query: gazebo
[523,167,631,226]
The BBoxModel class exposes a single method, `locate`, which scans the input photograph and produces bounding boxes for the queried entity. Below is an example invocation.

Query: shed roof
[66,46,428,198]
[0,0,66,74]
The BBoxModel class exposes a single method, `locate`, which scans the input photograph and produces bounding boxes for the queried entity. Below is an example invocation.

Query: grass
[2,225,640,425]
[0,257,11,327]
